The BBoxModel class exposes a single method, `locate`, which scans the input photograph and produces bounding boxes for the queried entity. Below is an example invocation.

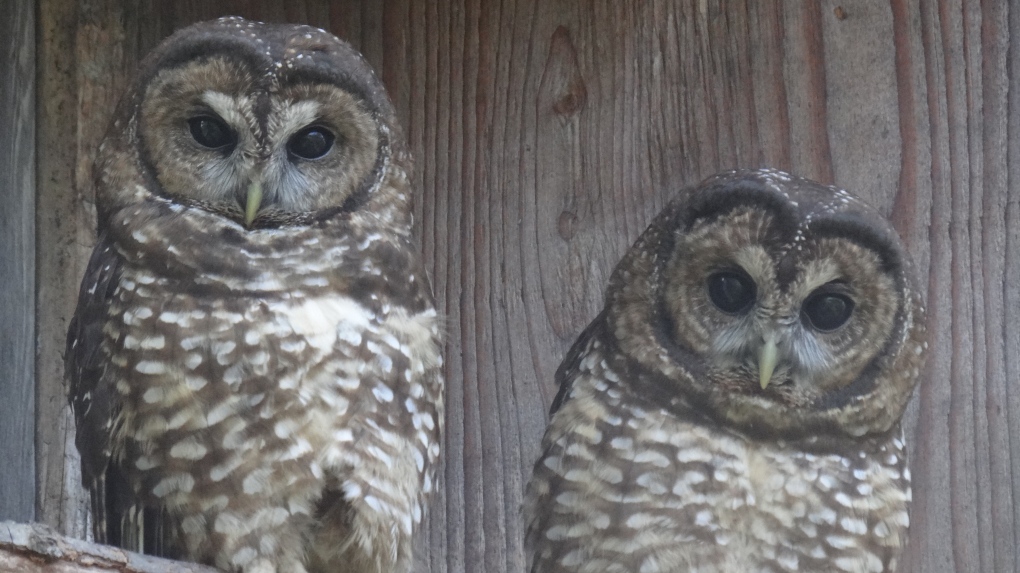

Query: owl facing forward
[66,17,442,573]
[525,169,927,573]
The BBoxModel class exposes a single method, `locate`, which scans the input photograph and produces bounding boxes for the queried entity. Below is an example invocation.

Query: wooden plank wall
[32,1,1018,572]
[0,0,37,523]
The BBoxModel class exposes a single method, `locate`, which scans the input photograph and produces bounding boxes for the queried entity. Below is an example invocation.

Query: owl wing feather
[548,310,608,416]
[66,232,166,554]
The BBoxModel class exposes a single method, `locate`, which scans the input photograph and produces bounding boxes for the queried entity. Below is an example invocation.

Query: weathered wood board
[0,0,37,525]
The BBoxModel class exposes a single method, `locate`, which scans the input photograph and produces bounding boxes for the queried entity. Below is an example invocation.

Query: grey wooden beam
[0,521,219,572]
[0,0,37,522]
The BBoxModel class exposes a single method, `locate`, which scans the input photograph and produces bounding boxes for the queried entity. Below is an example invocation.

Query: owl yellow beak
[758,337,778,390]
[244,181,264,226]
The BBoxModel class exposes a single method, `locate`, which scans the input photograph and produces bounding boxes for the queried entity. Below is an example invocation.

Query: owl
[525,169,927,573]
[65,17,443,573]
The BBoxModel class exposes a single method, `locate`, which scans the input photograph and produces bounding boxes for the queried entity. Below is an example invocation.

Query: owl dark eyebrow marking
[284,68,382,117]
[143,40,268,85]
[681,183,800,237]
[809,214,903,274]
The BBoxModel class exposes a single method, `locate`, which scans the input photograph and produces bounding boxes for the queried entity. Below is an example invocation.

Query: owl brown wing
[548,310,609,416]
[66,232,121,488]
[65,233,165,553]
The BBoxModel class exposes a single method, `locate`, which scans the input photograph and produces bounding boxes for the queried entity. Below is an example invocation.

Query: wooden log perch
[0,522,218,573]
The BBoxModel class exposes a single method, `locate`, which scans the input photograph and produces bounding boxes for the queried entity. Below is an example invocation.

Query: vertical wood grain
[30,1,1020,572]
[36,0,90,536]
[0,0,36,523]
[1006,0,1020,565]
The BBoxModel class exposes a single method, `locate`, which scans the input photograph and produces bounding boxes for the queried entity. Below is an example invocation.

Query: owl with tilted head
[525,169,927,573]
[66,17,443,573]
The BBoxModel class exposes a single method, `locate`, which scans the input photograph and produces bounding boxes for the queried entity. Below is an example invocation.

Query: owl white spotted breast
[525,169,928,573]
[65,17,443,573]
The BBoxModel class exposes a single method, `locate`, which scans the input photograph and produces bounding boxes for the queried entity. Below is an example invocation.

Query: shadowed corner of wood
[0,521,219,572]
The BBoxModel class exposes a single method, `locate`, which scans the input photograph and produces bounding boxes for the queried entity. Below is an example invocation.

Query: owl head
[95,16,405,230]
[605,169,927,440]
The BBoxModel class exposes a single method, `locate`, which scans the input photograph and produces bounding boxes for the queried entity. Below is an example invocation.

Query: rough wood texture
[0,0,37,524]
[35,0,94,539]
[32,1,1019,572]
[0,522,218,572]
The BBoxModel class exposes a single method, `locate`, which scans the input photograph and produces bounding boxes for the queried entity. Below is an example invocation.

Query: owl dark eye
[288,126,335,160]
[802,292,855,332]
[188,116,236,151]
[707,270,757,314]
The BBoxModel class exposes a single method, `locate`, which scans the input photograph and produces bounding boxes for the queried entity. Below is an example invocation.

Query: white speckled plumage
[526,169,927,573]
[67,17,442,573]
